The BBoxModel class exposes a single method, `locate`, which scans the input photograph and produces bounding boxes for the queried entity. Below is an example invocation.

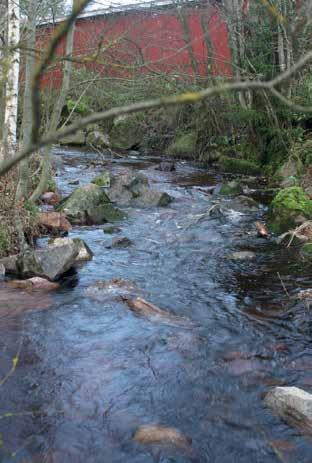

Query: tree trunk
[16,0,37,201]
[2,0,20,163]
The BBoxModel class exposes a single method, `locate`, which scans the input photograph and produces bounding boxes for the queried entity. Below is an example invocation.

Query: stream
[0,147,312,462]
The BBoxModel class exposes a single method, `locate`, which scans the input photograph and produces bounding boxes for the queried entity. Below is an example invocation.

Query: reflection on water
[0,149,311,462]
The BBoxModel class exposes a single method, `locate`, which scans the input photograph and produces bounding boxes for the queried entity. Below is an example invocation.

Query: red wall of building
[36,4,232,89]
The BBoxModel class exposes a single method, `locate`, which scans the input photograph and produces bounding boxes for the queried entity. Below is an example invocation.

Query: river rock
[49,237,93,262]
[41,191,61,206]
[60,130,86,146]
[9,277,60,291]
[111,236,133,248]
[134,425,192,448]
[86,130,110,149]
[0,263,5,279]
[216,180,242,196]
[84,278,141,302]
[58,184,124,225]
[38,212,72,234]
[264,386,312,432]
[103,224,121,234]
[301,166,312,199]
[157,161,176,172]
[107,170,173,207]
[226,195,260,213]
[0,255,19,274]
[125,297,191,327]
[276,159,299,188]
[16,244,78,280]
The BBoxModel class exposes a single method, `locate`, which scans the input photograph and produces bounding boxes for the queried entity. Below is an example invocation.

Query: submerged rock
[58,184,124,225]
[111,236,133,248]
[49,237,93,262]
[226,195,260,213]
[16,244,78,280]
[125,297,191,327]
[134,425,192,447]
[84,278,141,302]
[268,187,312,234]
[107,170,172,207]
[102,224,121,234]
[9,277,60,291]
[264,386,312,433]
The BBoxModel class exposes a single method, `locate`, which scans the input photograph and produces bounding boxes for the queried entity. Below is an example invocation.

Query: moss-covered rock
[92,171,111,187]
[218,180,242,196]
[110,114,143,150]
[218,156,261,175]
[268,187,312,234]
[60,130,86,146]
[167,131,197,157]
[58,184,124,225]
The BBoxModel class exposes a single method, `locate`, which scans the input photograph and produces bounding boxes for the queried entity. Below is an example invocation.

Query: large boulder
[107,171,172,207]
[301,165,312,199]
[110,114,143,150]
[275,158,299,188]
[264,386,312,432]
[49,237,93,262]
[38,212,72,234]
[268,187,312,234]
[58,184,124,225]
[86,130,110,149]
[16,244,78,280]
[60,130,86,146]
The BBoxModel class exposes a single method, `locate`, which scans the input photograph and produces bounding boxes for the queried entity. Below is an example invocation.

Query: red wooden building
[36,0,232,88]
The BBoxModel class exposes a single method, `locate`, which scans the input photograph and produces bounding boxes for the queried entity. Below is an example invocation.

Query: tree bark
[2,0,20,162]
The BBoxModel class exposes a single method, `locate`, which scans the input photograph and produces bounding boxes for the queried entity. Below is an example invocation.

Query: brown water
[0,148,312,463]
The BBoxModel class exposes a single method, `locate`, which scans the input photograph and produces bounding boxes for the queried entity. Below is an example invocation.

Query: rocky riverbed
[0,147,311,462]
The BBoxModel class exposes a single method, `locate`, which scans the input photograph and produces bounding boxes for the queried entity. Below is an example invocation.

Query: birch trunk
[2,0,20,162]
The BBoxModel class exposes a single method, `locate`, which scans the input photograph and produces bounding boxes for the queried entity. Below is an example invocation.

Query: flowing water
[0,148,312,462]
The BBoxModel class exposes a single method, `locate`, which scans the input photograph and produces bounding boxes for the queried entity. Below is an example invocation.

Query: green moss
[219,180,242,196]
[268,187,312,233]
[218,156,261,175]
[92,171,110,187]
[23,200,39,216]
[167,131,197,157]
[110,114,144,150]
[301,242,312,258]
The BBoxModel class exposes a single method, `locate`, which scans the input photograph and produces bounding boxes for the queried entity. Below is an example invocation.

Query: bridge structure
[36,0,232,89]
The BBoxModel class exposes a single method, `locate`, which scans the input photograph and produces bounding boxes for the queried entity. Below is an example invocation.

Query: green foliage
[301,242,312,258]
[66,98,88,116]
[167,131,197,157]
[268,187,312,233]
[23,200,39,216]
[0,224,9,254]
[218,156,260,175]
